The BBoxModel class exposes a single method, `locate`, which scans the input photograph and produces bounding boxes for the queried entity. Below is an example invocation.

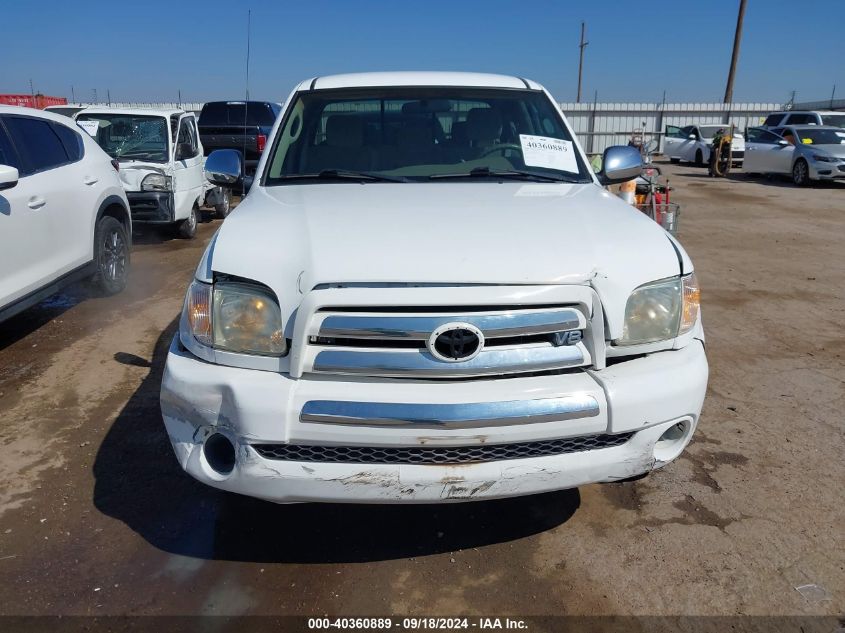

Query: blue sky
[3,0,842,105]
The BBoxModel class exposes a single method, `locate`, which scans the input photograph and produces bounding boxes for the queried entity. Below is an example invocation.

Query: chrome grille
[306,305,590,378]
[317,308,582,340]
[251,433,633,465]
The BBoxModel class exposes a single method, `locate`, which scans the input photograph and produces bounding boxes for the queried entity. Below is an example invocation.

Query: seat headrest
[451,121,468,144]
[326,115,364,147]
[466,108,502,143]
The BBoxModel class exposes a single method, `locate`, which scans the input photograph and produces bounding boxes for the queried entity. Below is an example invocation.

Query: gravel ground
[0,166,842,623]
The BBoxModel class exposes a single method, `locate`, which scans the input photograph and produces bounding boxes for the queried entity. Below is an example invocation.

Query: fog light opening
[204,433,236,475]
[653,418,693,463]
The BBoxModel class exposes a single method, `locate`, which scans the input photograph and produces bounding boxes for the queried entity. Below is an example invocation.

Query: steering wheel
[479,143,523,158]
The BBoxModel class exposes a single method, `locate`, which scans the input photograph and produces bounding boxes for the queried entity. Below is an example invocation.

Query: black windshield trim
[277,169,407,183]
[429,167,585,183]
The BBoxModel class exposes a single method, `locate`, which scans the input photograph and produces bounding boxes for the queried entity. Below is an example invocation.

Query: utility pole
[29,79,35,98]
[831,84,837,109]
[576,22,588,103]
[723,0,747,103]
[71,85,75,103]
[107,89,111,106]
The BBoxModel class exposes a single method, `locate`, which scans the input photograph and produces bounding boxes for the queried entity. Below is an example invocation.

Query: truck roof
[75,107,188,118]
[301,71,543,92]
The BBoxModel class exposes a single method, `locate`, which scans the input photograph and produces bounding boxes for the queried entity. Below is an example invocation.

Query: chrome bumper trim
[311,344,586,378]
[318,308,583,340]
[300,395,601,429]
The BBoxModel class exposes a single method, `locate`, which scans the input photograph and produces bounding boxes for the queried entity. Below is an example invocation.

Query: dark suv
[197,101,281,175]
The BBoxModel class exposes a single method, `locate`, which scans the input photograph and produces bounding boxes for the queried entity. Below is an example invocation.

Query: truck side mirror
[205,149,244,187]
[598,146,642,185]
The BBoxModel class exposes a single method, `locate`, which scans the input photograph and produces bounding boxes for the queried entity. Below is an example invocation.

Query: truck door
[173,114,203,221]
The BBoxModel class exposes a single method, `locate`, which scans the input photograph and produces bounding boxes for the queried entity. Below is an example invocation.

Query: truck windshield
[76,113,169,162]
[199,102,278,127]
[820,114,845,129]
[264,87,590,184]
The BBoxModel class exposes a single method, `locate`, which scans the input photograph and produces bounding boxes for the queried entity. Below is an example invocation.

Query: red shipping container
[0,94,68,109]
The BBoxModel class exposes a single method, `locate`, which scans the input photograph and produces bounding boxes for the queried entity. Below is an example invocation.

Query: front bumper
[808,160,845,180]
[127,191,175,223]
[160,337,708,503]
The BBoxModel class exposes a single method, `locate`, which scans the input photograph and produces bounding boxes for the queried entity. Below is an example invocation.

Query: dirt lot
[0,165,842,622]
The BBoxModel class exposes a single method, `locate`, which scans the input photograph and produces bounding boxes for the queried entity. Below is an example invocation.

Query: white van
[76,108,229,238]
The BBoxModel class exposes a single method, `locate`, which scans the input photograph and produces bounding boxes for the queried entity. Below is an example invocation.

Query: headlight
[185,280,286,356]
[618,273,700,345]
[141,173,172,192]
[811,154,837,163]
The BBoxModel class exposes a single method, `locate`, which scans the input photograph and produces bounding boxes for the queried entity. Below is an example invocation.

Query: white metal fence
[73,100,787,155]
[559,102,782,154]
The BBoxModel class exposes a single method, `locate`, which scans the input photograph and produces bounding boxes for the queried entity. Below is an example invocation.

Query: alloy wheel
[101,228,126,282]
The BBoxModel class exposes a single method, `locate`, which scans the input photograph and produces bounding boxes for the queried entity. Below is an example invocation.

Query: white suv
[0,106,131,323]
[161,72,708,504]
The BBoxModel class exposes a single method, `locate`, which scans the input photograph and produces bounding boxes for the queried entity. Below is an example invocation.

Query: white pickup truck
[160,72,708,504]
[76,108,230,238]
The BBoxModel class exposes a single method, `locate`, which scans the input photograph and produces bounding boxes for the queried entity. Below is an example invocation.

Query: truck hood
[207,182,685,336]
[116,161,172,193]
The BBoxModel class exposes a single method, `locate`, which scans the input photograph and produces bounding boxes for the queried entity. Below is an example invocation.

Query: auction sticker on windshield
[519,134,578,173]
[77,120,100,137]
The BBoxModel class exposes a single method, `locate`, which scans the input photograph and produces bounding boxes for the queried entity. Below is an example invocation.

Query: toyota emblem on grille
[427,323,485,362]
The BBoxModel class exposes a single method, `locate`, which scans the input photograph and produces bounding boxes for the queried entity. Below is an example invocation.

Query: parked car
[160,72,707,504]
[197,101,281,177]
[0,106,131,323]
[744,125,845,185]
[76,108,230,238]
[43,105,87,118]
[663,124,745,166]
[761,110,845,129]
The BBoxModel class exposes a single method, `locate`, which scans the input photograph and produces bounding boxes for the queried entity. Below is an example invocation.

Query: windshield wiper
[429,167,582,182]
[279,170,406,183]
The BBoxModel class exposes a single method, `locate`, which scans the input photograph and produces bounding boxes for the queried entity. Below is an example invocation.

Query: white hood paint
[206,182,684,337]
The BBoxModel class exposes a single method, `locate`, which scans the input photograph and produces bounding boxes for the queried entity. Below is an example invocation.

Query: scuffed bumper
[127,191,174,223]
[160,337,708,504]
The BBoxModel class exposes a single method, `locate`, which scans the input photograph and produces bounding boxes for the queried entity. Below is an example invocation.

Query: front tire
[93,216,129,295]
[669,157,680,164]
[215,188,231,219]
[695,149,704,166]
[792,159,810,186]
[177,205,198,239]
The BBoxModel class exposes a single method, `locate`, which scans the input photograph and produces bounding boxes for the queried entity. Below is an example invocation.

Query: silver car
[744,126,845,185]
